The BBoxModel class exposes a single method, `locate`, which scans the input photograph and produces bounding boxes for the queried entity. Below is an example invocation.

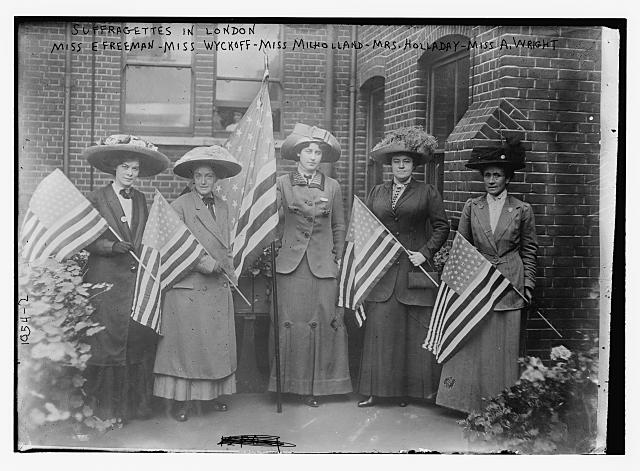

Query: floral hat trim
[372,126,438,156]
[98,134,159,151]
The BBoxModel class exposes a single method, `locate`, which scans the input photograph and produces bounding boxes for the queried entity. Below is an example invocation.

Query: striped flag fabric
[19,169,109,263]
[214,78,278,279]
[338,195,404,326]
[422,232,512,364]
[131,190,206,333]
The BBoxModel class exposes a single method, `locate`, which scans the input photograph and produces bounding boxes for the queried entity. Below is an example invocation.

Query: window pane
[125,23,193,64]
[431,61,457,146]
[124,65,191,128]
[217,24,282,78]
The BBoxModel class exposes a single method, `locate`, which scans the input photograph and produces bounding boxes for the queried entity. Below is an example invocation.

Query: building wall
[356,24,602,357]
[18,21,603,357]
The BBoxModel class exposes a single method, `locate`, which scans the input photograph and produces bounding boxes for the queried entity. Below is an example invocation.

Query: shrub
[461,343,599,454]
[17,252,115,443]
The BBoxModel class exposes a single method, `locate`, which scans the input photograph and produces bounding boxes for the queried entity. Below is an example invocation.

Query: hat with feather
[370,127,438,166]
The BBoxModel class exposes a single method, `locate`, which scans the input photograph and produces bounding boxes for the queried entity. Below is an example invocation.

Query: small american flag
[338,195,404,326]
[131,191,205,333]
[423,232,512,364]
[19,169,109,263]
[215,78,278,278]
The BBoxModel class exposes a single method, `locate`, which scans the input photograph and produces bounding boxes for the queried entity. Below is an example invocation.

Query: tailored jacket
[366,179,450,306]
[458,194,538,311]
[164,190,237,378]
[83,184,149,366]
[275,172,346,279]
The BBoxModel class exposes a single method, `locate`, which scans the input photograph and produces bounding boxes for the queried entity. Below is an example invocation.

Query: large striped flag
[423,232,512,364]
[215,77,278,279]
[131,190,206,333]
[19,169,109,263]
[338,195,404,326]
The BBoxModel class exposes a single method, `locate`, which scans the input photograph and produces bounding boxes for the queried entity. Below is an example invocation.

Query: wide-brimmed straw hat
[465,137,526,171]
[82,134,170,177]
[280,123,341,163]
[173,145,242,179]
[371,127,438,166]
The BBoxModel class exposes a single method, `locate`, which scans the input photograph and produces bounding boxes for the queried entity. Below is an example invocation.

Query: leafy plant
[247,245,274,278]
[461,342,599,454]
[17,252,115,442]
[432,246,450,274]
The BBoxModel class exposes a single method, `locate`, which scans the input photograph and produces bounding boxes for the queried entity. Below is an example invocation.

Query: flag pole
[270,241,283,413]
[108,226,158,283]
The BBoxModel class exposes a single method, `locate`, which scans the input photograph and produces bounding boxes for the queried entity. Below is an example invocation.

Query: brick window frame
[120,22,196,136]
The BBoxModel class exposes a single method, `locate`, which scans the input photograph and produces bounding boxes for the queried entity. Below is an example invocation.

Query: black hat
[466,137,526,171]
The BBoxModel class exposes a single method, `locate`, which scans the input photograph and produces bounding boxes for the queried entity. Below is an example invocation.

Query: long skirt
[84,321,156,421]
[268,255,352,396]
[358,296,441,399]
[436,309,521,413]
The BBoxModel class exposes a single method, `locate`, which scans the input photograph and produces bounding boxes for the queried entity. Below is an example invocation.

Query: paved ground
[24,393,484,453]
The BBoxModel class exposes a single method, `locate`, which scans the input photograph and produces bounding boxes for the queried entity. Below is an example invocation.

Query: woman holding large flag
[268,123,352,407]
[435,138,538,413]
[152,146,242,422]
[82,135,170,425]
[357,127,450,408]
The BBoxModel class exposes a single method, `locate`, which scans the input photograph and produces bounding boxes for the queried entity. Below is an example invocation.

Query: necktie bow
[202,196,215,207]
[119,189,132,199]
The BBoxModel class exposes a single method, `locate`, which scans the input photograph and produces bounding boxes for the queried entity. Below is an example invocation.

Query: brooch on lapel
[120,216,128,223]
[508,208,513,213]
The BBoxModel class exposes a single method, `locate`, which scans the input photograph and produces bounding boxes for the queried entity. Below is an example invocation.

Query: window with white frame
[121,23,194,134]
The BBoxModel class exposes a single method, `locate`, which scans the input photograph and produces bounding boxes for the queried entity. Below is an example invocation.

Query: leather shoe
[398,399,409,407]
[304,396,319,407]
[357,396,377,408]
[172,402,189,422]
[211,401,228,412]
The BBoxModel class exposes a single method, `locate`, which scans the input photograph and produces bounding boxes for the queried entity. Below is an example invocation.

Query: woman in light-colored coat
[436,139,538,413]
[153,146,242,422]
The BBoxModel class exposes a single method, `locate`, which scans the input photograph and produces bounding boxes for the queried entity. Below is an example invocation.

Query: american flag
[423,232,512,364]
[214,78,278,279]
[131,190,206,333]
[19,169,109,263]
[338,195,404,326]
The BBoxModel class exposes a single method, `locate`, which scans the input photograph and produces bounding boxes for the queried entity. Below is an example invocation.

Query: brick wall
[356,24,602,356]
[18,21,603,357]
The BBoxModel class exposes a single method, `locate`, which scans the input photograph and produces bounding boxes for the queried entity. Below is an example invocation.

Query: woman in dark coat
[82,135,170,425]
[436,139,538,413]
[357,127,450,408]
[153,146,242,422]
[268,123,352,407]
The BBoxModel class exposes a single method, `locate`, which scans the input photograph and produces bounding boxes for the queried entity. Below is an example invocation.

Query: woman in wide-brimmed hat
[267,123,352,407]
[435,137,538,413]
[153,146,242,422]
[357,127,450,408]
[82,134,170,425]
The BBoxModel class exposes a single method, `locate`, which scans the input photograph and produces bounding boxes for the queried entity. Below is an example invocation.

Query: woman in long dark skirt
[357,127,450,408]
